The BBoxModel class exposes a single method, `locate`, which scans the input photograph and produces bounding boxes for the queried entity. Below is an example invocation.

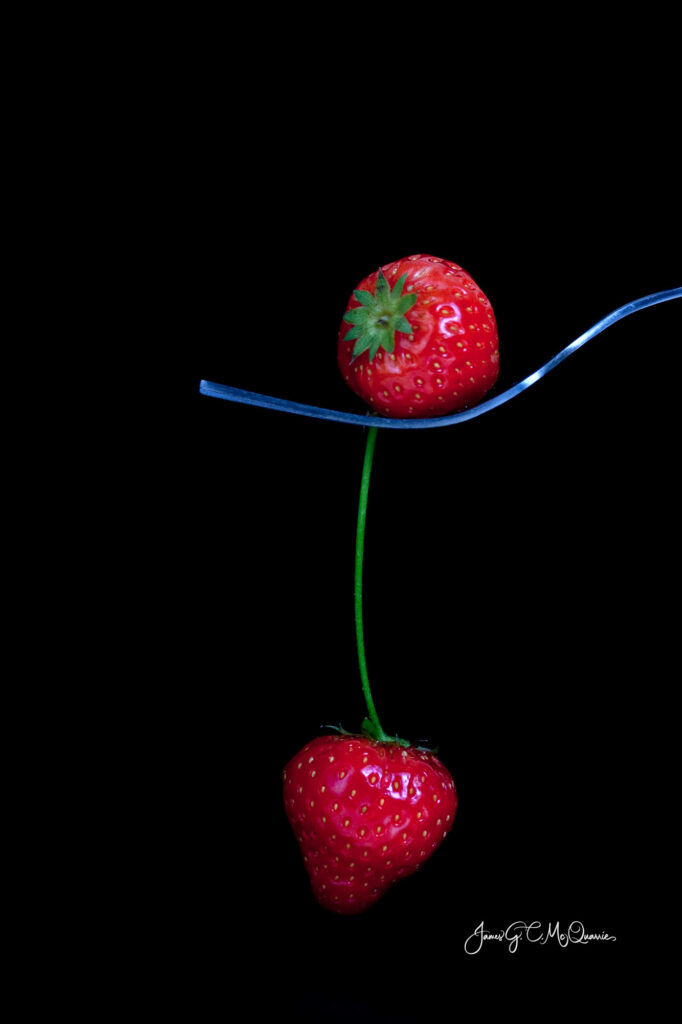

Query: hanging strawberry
[283,733,457,914]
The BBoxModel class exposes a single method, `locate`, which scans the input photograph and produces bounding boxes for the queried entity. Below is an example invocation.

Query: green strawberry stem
[355,425,409,747]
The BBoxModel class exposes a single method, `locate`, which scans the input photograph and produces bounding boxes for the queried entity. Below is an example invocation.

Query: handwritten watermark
[464,921,616,955]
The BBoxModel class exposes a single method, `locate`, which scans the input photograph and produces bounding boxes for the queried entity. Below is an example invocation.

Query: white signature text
[464,921,616,955]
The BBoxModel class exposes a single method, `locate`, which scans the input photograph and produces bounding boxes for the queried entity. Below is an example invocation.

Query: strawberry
[338,253,499,417]
[283,733,457,915]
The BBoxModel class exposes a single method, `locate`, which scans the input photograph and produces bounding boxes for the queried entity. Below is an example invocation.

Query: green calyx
[321,721,412,748]
[321,721,438,753]
[343,268,417,361]
[360,717,411,747]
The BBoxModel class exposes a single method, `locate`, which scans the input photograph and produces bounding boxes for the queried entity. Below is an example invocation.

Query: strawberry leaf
[375,268,390,302]
[343,307,368,326]
[361,717,381,740]
[368,331,383,360]
[396,292,417,315]
[390,272,409,298]
[344,324,363,341]
[352,333,373,357]
[342,265,417,363]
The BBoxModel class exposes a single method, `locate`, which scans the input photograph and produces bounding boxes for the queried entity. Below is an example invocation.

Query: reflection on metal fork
[199,287,682,429]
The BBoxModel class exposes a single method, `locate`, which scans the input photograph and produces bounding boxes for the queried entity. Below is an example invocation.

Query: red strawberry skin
[338,253,499,418]
[283,734,458,914]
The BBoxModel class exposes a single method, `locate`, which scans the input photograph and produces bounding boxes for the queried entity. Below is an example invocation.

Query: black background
[143,19,679,1021]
